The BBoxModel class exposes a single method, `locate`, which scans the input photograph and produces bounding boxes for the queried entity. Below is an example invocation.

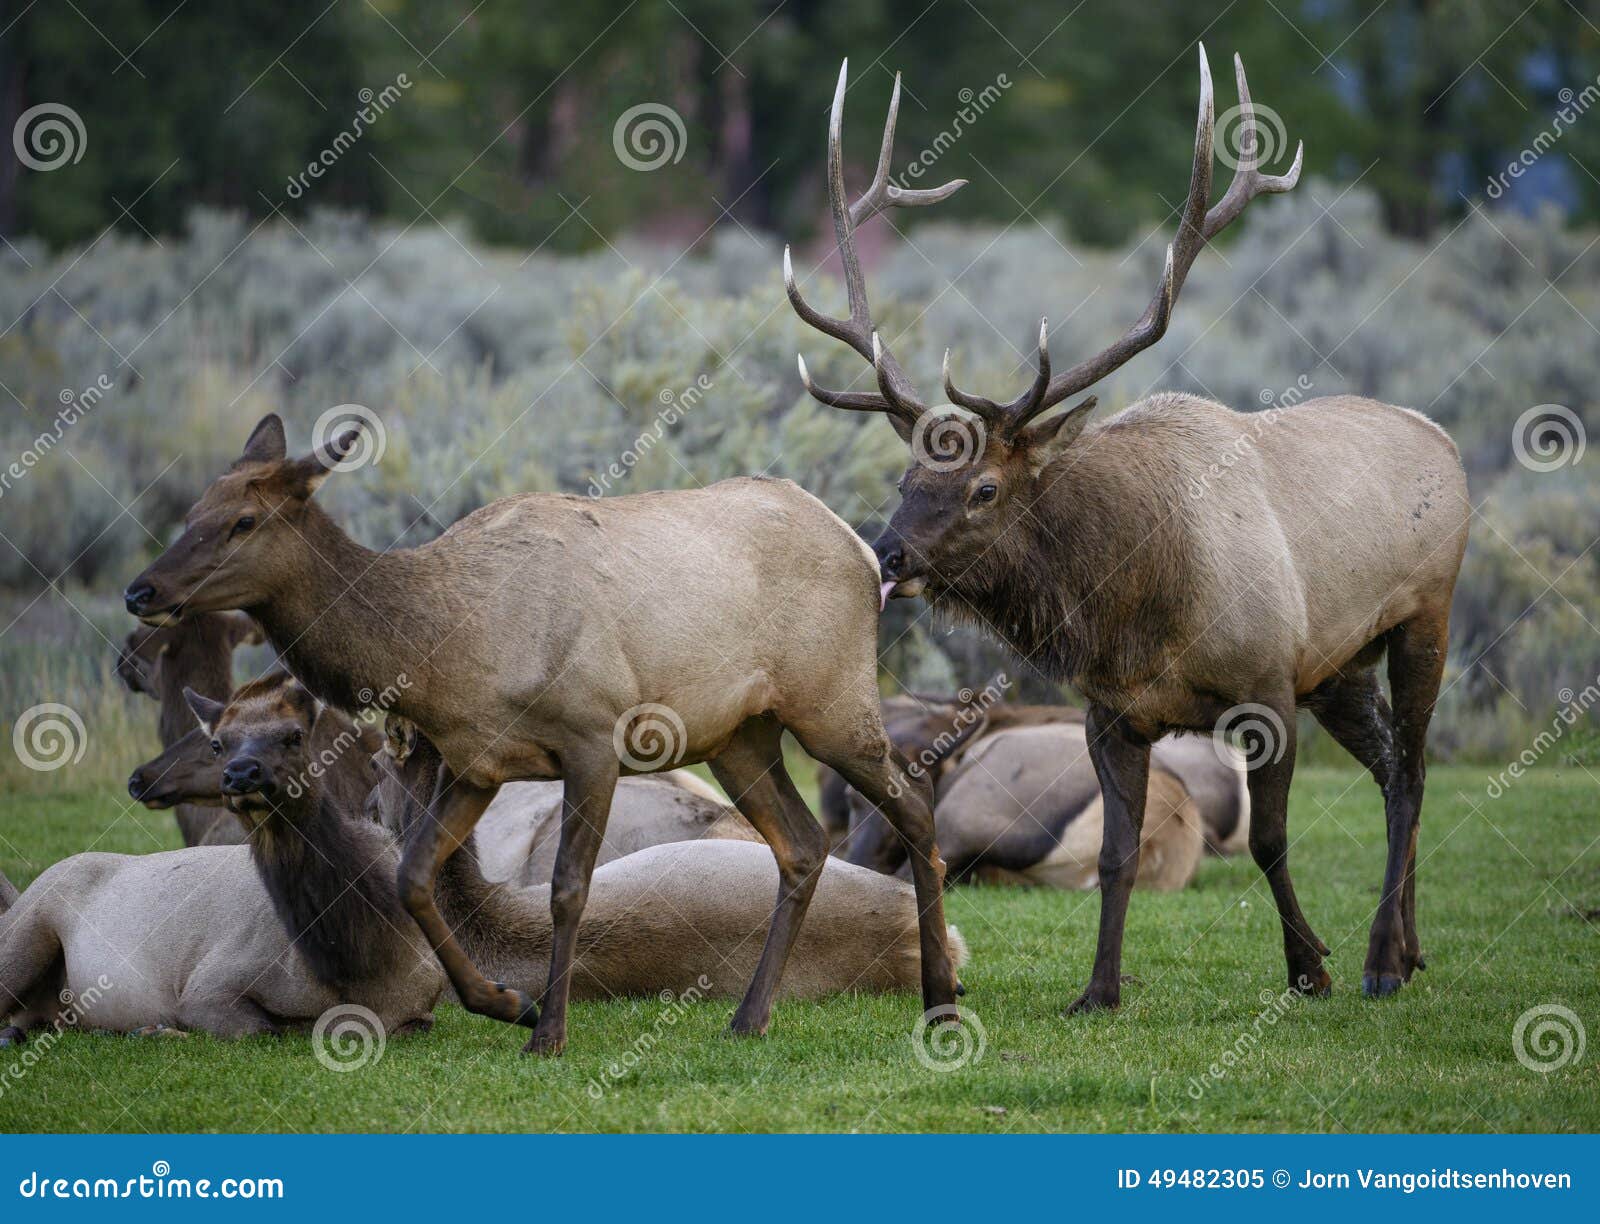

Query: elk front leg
[1068,706,1151,1014]
[398,771,537,1030]
[524,748,619,1057]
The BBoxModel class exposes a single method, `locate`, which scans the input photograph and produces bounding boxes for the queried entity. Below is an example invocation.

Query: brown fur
[115,612,261,845]
[125,415,959,1052]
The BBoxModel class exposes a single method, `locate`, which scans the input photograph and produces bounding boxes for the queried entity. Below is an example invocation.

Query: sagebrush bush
[1,190,1594,763]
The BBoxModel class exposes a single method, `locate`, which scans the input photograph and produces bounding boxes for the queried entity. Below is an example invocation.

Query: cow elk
[124,414,958,1054]
[115,612,263,845]
[786,52,1468,1010]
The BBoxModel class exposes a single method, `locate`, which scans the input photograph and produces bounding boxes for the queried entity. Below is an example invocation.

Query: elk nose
[124,582,155,616]
[874,539,906,579]
[221,758,264,794]
[127,769,148,800]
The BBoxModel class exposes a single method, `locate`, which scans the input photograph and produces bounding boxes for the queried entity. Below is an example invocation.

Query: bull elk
[123,415,958,1054]
[785,52,1468,1009]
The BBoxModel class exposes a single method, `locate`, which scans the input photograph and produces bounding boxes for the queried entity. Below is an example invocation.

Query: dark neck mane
[249,787,409,988]
[931,426,1198,694]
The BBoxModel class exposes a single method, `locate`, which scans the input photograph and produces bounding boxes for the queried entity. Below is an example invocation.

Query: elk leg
[1068,706,1151,1013]
[398,770,536,1030]
[1243,708,1331,996]
[801,733,959,1016]
[525,748,619,1057]
[1305,666,1394,791]
[1364,612,1447,997]
[707,715,828,1037]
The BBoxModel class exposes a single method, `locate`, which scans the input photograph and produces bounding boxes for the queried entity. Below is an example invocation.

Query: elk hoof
[1361,972,1404,999]
[0,1026,24,1047]
[507,990,540,1030]
[727,1011,770,1038]
[1063,987,1120,1016]
[1292,968,1333,998]
[521,1029,566,1058]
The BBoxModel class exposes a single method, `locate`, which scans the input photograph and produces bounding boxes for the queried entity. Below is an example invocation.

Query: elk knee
[397,858,436,916]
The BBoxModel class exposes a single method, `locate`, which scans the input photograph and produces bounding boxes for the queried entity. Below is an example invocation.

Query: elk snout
[221,756,268,796]
[123,581,157,618]
[127,767,153,802]
[871,533,927,609]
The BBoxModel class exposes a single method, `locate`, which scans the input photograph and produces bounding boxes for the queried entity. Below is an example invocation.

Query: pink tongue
[879,579,896,612]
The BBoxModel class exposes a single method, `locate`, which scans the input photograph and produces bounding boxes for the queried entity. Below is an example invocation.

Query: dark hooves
[1063,990,1120,1017]
[1361,973,1404,999]
[0,1025,24,1047]
[510,990,540,1030]
[1292,969,1334,998]
[521,1031,566,1058]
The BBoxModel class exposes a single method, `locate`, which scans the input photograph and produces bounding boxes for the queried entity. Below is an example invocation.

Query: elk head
[785,50,1300,609]
[185,672,319,829]
[122,415,363,625]
[114,613,262,696]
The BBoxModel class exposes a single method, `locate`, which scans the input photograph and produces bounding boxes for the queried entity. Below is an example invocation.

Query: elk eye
[974,483,999,503]
[230,515,256,538]
[286,730,303,748]
[209,739,222,757]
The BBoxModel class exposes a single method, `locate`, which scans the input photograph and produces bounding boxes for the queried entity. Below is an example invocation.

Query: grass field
[1,764,1596,1133]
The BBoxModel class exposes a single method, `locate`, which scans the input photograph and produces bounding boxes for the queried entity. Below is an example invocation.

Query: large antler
[944,45,1303,437]
[786,60,966,430]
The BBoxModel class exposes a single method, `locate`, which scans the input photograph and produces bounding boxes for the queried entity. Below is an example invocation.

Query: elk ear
[384,715,418,764]
[278,426,364,499]
[183,687,226,734]
[282,683,319,730]
[237,415,287,466]
[1021,395,1098,472]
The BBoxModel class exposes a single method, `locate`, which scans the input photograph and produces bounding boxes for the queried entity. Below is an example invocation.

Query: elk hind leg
[1243,705,1331,996]
[1305,663,1394,792]
[708,715,828,1037]
[1364,611,1447,997]
[793,721,959,1016]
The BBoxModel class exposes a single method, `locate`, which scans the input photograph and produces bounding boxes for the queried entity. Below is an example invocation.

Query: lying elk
[844,721,1202,892]
[843,691,1249,856]
[0,678,959,1044]
[123,415,958,1054]
[786,52,1467,1008]
[116,612,264,845]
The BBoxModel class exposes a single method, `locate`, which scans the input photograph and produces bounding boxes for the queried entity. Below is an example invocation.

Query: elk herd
[3,48,1467,1062]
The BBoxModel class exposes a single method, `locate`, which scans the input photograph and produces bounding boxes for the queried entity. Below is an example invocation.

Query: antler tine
[1203,52,1303,238]
[784,59,966,429]
[943,317,1052,423]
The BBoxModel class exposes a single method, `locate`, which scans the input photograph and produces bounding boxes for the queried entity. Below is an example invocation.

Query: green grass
[2,765,1596,1133]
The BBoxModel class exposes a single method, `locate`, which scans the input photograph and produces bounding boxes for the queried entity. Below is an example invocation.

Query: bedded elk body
[786,52,1468,1010]
[115,612,263,846]
[123,415,957,1055]
[2,678,951,1043]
